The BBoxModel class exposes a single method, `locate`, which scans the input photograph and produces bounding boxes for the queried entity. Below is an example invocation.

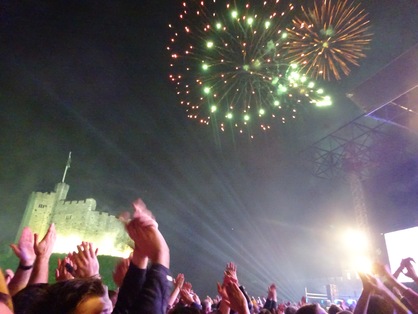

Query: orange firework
[285,0,372,80]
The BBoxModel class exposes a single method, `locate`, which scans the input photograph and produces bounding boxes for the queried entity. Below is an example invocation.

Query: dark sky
[1,0,418,299]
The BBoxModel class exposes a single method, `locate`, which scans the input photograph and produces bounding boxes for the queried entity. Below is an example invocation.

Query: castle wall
[19,191,56,238]
[17,183,132,258]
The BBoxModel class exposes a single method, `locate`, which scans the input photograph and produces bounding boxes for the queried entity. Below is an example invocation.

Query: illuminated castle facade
[16,156,132,257]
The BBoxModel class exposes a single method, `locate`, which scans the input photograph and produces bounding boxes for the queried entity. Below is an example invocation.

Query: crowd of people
[1,198,417,314]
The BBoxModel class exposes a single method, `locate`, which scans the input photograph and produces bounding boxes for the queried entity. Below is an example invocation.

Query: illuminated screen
[384,226,418,282]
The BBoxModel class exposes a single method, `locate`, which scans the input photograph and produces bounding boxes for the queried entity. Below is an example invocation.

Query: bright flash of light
[168,0,332,137]
[285,0,372,80]
[342,229,370,252]
[352,255,372,274]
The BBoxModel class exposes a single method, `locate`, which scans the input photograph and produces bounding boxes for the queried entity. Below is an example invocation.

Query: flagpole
[62,152,72,183]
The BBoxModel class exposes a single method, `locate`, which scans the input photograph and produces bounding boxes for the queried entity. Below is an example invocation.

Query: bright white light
[352,255,372,273]
[54,234,132,258]
[342,229,370,252]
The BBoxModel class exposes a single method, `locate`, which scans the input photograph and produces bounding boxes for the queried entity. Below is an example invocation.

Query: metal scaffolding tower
[305,43,418,233]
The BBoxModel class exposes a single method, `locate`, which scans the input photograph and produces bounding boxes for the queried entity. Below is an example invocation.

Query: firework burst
[285,0,372,81]
[168,0,332,138]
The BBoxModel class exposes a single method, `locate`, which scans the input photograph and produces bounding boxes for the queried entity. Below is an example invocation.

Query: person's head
[201,299,211,313]
[328,304,342,314]
[170,307,200,314]
[33,278,112,314]
[366,294,393,314]
[13,283,49,314]
[336,300,347,310]
[296,304,327,314]
[285,306,298,314]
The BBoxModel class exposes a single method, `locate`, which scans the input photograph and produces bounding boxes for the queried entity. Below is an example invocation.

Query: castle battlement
[33,191,55,196]
[61,198,96,207]
[17,181,132,258]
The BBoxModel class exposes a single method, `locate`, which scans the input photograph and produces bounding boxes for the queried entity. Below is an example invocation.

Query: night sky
[1,0,418,299]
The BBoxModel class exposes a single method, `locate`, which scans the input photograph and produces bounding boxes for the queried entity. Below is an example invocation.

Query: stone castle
[16,155,132,257]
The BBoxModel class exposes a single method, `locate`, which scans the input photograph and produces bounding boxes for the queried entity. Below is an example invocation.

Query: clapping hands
[125,198,169,268]
[217,262,250,314]
[68,242,100,278]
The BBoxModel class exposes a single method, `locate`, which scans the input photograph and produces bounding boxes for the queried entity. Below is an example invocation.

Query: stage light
[352,255,372,273]
[342,228,370,252]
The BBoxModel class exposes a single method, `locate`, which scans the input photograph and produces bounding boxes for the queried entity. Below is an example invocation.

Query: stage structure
[306,43,418,227]
[306,43,418,180]
[15,153,133,257]
[303,43,418,287]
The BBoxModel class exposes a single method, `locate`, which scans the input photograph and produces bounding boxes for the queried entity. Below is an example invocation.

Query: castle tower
[16,154,132,257]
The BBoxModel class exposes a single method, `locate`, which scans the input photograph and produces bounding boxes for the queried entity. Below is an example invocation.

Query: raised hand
[131,198,158,228]
[403,259,418,281]
[225,280,250,314]
[358,272,374,293]
[121,198,158,232]
[174,273,185,290]
[167,273,185,308]
[55,256,75,281]
[28,223,57,285]
[401,257,415,268]
[217,281,229,303]
[69,242,100,278]
[225,262,238,284]
[191,291,201,305]
[267,283,277,300]
[180,286,195,306]
[126,215,169,268]
[10,227,36,266]
[112,256,131,287]
[217,273,239,309]
[34,224,56,259]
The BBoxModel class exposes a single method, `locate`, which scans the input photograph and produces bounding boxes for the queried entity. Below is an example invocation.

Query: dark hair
[285,306,298,314]
[13,283,49,314]
[328,304,342,314]
[169,307,200,314]
[296,304,320,314]
[32,278,105,314]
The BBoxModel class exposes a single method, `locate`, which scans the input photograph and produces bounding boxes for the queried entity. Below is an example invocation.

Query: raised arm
[8,226,36,295]
[263,283,277,311]
[374,262,418,314]
[223,273,250,314]
[112,256,131,288]
[167,273,184,309]
[130,218,171,314]
[354,272,374,314]
[29,223,56,285]
[114,198,171,314]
